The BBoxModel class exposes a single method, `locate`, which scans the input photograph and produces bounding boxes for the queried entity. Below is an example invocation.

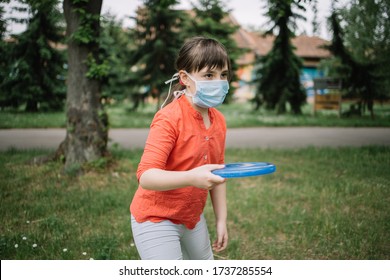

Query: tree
[338,0,390,113]
[0,0,65,111]
[254,0,307,114]
[0,0,8,35]
[130,0,185,110]
[310,0,319,36]
[61,0,108,172]
[0,0,10,108]
[99,13,134,102]
[325,11,380,118]
[187,0,243,102]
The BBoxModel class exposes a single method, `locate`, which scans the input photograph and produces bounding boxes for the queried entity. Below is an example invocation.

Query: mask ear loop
[161,73,179,109]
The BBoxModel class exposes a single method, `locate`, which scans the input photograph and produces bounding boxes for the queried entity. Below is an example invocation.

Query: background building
[230,15,331,102]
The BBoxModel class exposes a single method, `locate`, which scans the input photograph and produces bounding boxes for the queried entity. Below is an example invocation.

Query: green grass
[0,111,66,128]
[1,146,389,260]
[1,101,389,128]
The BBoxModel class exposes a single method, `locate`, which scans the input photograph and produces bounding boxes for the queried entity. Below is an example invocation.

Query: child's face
[180,66,229,95]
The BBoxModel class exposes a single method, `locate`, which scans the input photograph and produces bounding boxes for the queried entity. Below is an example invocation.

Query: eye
[221,72,228,79]
[203,73,214,79]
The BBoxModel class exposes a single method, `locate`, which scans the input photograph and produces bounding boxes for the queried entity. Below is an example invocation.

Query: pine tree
[326,11,379,118]
[339,0,390,114]
[1,0,65,112]
[0,1,8,35]
[189,0,239,51]
[254,0,306,114]
[0,0,10,108]
[310,0,319,36]
[130,0,185,109]
[187,0,243,102]
[99,14,134,102]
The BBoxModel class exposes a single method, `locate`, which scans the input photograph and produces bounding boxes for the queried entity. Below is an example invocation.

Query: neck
[185,95,209,115]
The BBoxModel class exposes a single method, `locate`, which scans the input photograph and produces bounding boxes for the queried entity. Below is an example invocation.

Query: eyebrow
[201,68,229,74]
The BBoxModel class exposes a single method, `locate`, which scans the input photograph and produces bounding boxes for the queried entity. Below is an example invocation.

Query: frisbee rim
[211,162,276,178]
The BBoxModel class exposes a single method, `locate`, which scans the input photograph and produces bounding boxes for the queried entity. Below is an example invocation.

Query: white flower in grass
[82,252,87,256]
[15,244,18,248]
[22,236,27,240]
[32,244,37,248]
[26,221,30,224]
[130,243,135,247]
[63,248,68,252]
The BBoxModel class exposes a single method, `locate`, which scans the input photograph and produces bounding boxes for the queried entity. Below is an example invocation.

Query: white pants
[131,214,214,260]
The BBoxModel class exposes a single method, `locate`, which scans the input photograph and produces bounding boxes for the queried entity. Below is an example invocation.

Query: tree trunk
[62,0,107,171]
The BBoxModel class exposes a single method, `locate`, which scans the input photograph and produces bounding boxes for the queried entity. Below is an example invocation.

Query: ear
[178,70,190,86]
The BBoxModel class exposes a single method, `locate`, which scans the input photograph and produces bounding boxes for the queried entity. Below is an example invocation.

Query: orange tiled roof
[233,25,331,65]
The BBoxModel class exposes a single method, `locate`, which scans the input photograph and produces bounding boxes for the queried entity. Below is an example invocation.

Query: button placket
[203,134,210,162]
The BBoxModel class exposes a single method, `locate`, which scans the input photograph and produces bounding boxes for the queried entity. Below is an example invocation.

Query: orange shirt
[130,95,226,229]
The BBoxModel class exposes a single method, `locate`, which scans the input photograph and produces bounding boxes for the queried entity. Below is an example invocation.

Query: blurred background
[1,0,389,116]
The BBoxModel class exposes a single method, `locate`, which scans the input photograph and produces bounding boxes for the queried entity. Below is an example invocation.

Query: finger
[220,236,228,250]
[212,237,223,251]
[208,165,226,183]
[213,243,223,252]
[213,235,228,251]
[212,241,220,251]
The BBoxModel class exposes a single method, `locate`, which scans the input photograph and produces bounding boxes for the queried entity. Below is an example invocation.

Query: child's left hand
[212,222,228,252]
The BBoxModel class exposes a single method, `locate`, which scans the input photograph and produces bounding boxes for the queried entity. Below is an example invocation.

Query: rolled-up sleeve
[136,111,178,181]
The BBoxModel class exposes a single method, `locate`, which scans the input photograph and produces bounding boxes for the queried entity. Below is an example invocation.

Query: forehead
[197,64,229,73]
[190,44,229,72]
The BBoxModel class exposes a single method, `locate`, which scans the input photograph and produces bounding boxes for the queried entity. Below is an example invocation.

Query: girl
[130,36,231,260]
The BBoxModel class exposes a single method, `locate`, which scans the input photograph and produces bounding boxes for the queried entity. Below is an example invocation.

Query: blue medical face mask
[185,72,229,108]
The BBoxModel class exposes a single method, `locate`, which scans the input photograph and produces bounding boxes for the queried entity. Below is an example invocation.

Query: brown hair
[161,36,232,108]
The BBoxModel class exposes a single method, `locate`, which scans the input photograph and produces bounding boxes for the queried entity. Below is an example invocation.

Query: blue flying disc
[212,162,276,178]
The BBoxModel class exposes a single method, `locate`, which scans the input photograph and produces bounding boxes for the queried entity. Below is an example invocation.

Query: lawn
[1,101,390,128]
[1,146,389,260]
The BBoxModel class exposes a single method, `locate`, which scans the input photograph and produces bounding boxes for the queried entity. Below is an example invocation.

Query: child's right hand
[189,164,226,190]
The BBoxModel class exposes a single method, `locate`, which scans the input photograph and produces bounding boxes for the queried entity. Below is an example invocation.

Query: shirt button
[205,136,209,141]
[204,155,208,160]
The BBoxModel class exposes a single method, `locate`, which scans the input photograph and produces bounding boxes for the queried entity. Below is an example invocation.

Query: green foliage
[0,0,66,112]
[99,14,139,102]
[324,11,381,117]
[129,0,186,108]
[186,0,244,103]
[254,0,307,114]
[188,0,240,55]
[70,9,100,45]
[0,0,10,36]
[69,0,101,45]
[85,53,110,80]
[0,1,10,106]
[68,0,110,84]
[339,0,390,68]
[310,0,319,36]
[322,1,390,116]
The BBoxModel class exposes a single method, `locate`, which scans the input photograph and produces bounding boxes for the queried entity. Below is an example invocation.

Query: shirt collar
[179,95,204,120]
